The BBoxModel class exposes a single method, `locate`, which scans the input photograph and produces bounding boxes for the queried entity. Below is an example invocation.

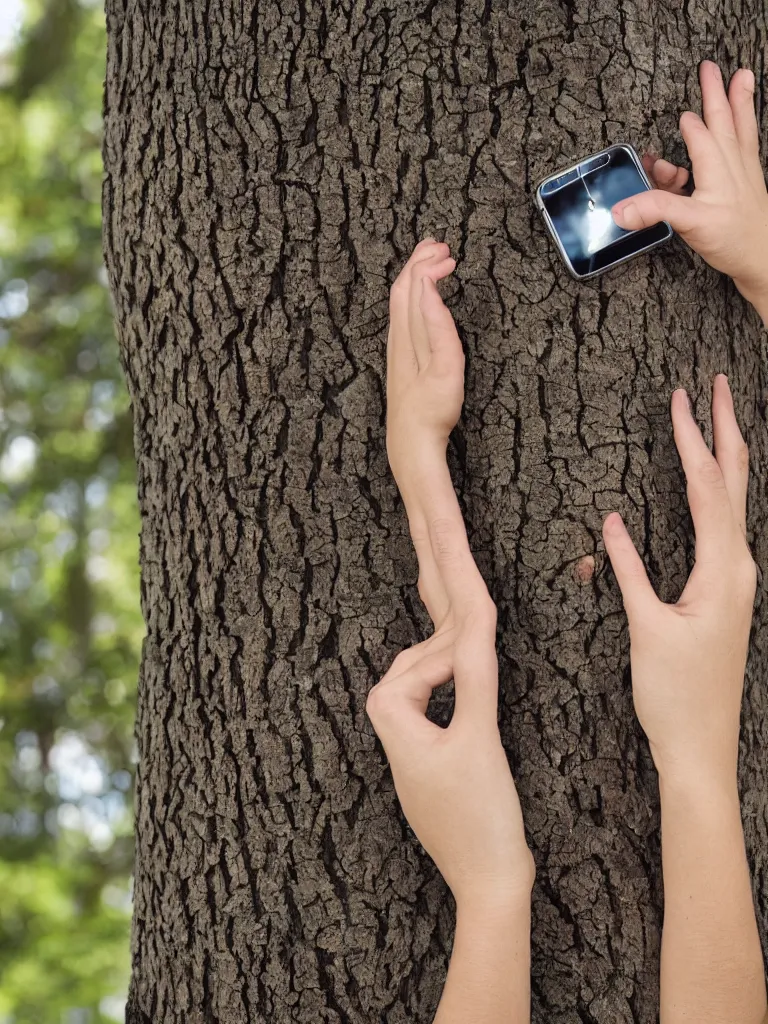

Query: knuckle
[389,273,408,303]
[735,441,750,474]
[477,594,498,631]
[365,683,383,721]
[366,681,394,723]
[390,648,413,674]
[462,592,497,638]
[734,550,758,592]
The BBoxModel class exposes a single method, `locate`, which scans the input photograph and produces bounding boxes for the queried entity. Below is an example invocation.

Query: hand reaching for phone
[603,375,756,785]
[612,61,768,311]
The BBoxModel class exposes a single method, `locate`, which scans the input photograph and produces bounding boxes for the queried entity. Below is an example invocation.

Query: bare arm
[369,241,533,1024]
[658,772,765,1024]
[435,899,531,1024]
[604,377,767,1024]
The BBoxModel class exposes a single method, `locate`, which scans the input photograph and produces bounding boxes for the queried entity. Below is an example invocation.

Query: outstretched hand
[603,375,756,785]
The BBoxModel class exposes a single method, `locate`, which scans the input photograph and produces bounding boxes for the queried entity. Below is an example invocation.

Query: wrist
[453,852,536,917]
[455,887,532,930]
[392,438,451,508]
[734,274,768,320]
[657,763,740,811]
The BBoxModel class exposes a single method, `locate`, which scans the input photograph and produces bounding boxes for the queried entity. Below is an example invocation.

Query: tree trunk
[102,2,768,1022]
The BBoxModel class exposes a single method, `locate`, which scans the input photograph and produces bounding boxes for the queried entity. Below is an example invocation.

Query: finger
[602,513,658,622]
[671,388,734,555]
[420,274,463,376]
[712,374,749,537]
[641,151,658,177]
[367,639,454,745]
[408,246,452,368]
[679,109,730,190]
[649,157,691,195]
[700,61,739,149]
[385,320,417,396]
[381,624,456,688]
[612,188,700,236]
[387,240,447,382]
[728,68,767,194]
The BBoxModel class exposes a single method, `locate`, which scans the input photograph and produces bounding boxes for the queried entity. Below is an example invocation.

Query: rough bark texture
[103,2,768,1022]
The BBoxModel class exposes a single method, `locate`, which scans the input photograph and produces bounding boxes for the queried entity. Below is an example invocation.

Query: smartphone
[535,144,673,280]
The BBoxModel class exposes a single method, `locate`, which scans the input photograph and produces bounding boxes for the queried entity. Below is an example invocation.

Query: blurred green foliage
[0,1,138,1021]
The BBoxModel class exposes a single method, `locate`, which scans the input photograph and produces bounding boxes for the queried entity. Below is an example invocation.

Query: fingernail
[612,203,629,227]
[604,512,622,534]
[674,387,691,413]
[744,69,755,92]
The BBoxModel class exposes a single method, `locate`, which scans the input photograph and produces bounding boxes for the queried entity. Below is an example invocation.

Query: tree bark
[102,2,768,1022]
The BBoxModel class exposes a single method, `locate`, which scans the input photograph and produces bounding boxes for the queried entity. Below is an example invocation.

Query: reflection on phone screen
[540,147,671,277]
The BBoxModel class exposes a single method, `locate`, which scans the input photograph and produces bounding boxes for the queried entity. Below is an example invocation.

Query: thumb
[602,513,657,620]
[612,189,699,237]
[366,638,454,748]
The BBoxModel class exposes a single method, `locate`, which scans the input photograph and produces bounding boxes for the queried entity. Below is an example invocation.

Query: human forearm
[434,895,532,1024]
[402,441,465,535]
[397,439,479,624]
[658,771,766,1024]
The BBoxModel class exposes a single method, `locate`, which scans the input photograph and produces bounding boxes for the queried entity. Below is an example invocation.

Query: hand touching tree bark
[604,377,767,1024]
[367,242,534,1023]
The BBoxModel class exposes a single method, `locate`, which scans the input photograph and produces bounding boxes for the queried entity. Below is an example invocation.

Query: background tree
[103,2,768,1022]
[0,1,136,1021]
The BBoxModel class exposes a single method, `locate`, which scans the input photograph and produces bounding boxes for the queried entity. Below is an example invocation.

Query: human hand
[369,243,534,908]
[612,61,768,307]
[603,375,756,786]
[386,239,462,489]
[386,238,463,628]
[366,529,533,908]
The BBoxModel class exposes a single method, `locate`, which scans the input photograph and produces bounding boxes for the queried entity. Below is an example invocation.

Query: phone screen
[538,146,672,277]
